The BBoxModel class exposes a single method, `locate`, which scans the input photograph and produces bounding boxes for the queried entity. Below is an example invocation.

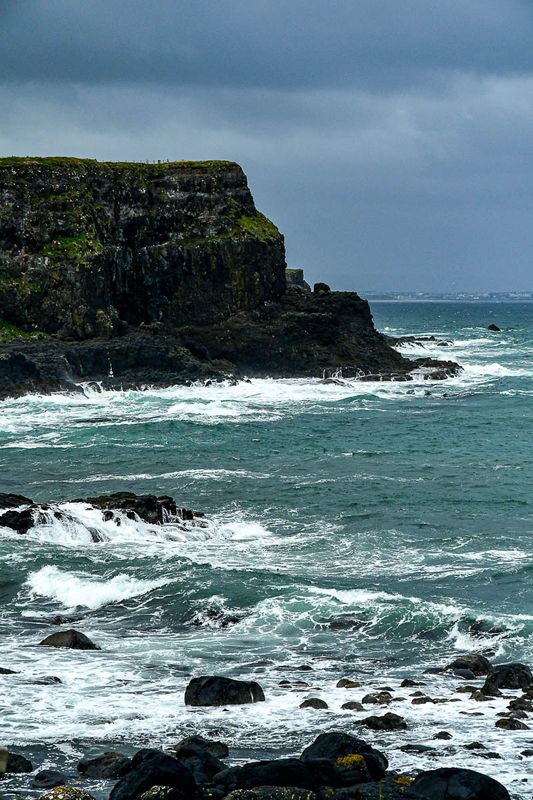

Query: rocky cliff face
[0,158,285,338]
[0,157,460,398]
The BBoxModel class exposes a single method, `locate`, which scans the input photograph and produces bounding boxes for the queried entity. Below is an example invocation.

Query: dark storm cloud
[3,0,533,90]
[1,0,532,291]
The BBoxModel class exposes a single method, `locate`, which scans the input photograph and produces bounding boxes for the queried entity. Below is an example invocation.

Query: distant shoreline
[365,296,533,303]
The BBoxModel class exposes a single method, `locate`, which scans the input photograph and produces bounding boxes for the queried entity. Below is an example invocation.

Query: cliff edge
[0,157,458,397]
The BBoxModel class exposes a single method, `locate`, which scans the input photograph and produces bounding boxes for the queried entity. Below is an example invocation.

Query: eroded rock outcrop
[0,157,459,397]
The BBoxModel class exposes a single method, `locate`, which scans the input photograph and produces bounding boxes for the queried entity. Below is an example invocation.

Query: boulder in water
[495,717,530,730]
[213,757,338,793]
[482,662,533,693]
[33,769,69,789]
[39,630,100,650]
[410,766,510,799]
[446,653,492,676]
[299,698,328,709]
[82,492,183,525]
[168,735,229,759]
[0,508,35,533]
[487,324,501,332]
[360,712,407,731]
[184,675,265,706]
[77,752,131,779]
[109,749,195,800]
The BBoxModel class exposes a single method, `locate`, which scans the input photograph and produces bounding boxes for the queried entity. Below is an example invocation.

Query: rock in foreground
[38,630,100,650]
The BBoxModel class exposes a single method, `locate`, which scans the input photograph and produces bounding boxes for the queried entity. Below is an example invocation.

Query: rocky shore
[1,492,531,800]
[0,157,460,399]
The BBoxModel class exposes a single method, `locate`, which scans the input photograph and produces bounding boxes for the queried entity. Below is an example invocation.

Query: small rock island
[0,157,457,397]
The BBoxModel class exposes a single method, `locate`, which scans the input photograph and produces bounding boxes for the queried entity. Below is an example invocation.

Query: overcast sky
[1,0,532,292]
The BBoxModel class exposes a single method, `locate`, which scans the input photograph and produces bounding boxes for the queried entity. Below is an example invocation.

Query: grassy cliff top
[0,157,240,173]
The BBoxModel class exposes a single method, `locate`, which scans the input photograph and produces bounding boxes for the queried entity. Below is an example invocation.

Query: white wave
[26,565,167,610]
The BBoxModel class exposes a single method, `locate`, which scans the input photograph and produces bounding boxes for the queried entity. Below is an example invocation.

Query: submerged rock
[184,675,265,706]
[39,630,100,650]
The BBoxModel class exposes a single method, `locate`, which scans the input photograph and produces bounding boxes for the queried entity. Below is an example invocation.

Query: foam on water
[26,565,167,611]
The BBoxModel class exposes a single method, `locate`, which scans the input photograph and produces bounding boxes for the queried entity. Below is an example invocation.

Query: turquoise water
[0,302,532,797]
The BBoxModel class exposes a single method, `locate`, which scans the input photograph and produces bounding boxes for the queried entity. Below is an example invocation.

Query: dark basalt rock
[487,324,502,332]
[0,507,34,533]
[410,766,511,799]
[341,701,365,711]
[169,735,229,760]
[495,717,530,730]
[109,749,195,800]
[5,752,33,773]
[360,712,407,731]
[446,654,492,676]
[0,492,33,509]
[77,752,131,779]
[300,732,388,782]
[40,790,97,800]
[82,491,183,525]
[0,667,18,674]
[39,629,100,650]
[331,777,425,798]
[362,691,392,705]
[163,743,226,785]
[299,698,328,709]
[32,769,69,789]
[482,662,533,693]
[214,757,360,793]
[184,675,265,706]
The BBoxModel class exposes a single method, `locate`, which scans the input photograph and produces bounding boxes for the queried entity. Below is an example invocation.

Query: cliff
[0,157,458,398]
[0,158,285,338]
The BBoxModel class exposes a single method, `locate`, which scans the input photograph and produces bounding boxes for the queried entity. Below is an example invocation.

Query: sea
[0,301,532,799]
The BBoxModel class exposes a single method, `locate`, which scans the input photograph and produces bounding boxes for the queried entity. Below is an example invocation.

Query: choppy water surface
[1,302,532,798]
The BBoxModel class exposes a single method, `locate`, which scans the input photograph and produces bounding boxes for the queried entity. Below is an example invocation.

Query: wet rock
[482,662,533,693]
[509,697,533,712]
[299,698,328,710]
[446,654,492,676]
[39,630,100,650]
[433,732,452,740]
[400,679,425,688]
[468,620,507,639]
[33,770,69,789]
[39,790,97,800]
[300,731,388,781]
[341,701,365,711]
[213,758,336,793]
[49,615,83,626]
[163,742,226,785]
[455,685,479,694]
[169,735,229,759]
[521,749,533,756]
[411,766,510,799]
[77,752,131,779]
[337,678,361,688]
[360,712,407,731]
[470,690,494,702]
[362,691,392,705]
[0,492,33,509]
[109,749,195,800]
[314,282,331,295]
[83,492,183,525]
[190,608,244,629]
[5,752,33,773]
[331,776,421,799]
[452,668,477,680]
[31,675,63,685]
[0,667,18,674]
[495,717,530,730]
[222,790,317,800]
[411,696,434,705]
[184,676,265,706]
[488,324,502,332]
[463,742,485,750]
[0,507,35,533]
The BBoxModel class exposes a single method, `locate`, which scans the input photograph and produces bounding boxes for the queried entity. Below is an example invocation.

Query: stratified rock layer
[0,158,285,338]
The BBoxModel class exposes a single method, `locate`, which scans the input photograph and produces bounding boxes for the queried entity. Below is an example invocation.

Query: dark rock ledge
[0,490,204,536]
[0,157,460,399]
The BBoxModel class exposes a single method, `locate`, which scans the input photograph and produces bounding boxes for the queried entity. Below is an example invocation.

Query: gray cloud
[1,0,532,291]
